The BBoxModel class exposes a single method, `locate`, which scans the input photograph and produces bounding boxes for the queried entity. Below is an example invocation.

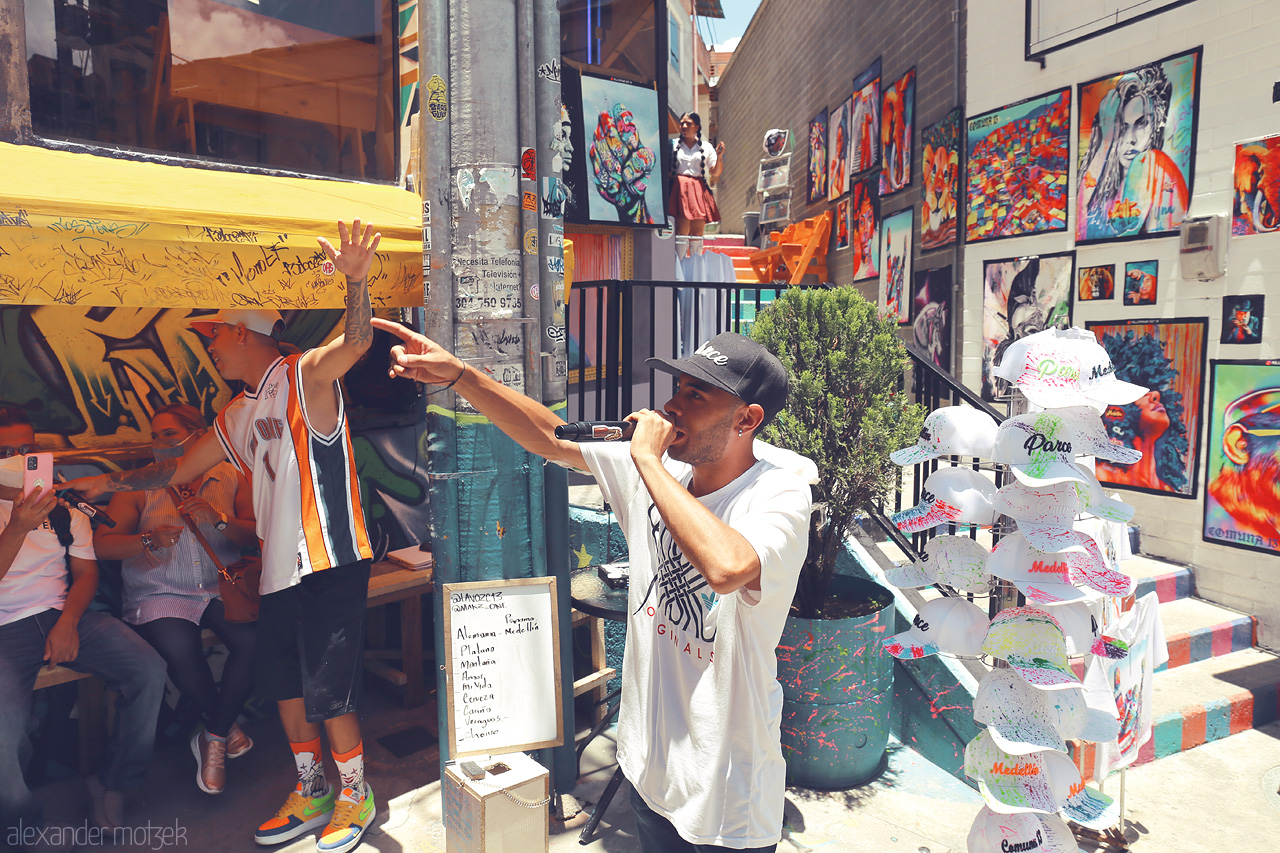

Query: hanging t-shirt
[1082,592,1167,774]
[0,500,94,626]
[580,441,812,849]
[673,140,718,178]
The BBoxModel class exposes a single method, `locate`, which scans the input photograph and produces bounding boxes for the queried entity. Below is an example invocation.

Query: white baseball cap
[189,309,284,339]
[993,327,1146,411]
[883,596,990,658]
[967,806,1079,853]
[974,669,1081,754]
[1041,748,1119,830]
[891,467,998,534]
[987,533,1132,603]
[1070,467,1135,524]
[964,729,1059,814]
[992,481,1082,553]
[1052,405,1142,465]
[1053,684,1123,745]
[1074,337,1150,410]
[994,411,1091,487]
[886,535,992,594]
[891,406,1001,466]
[983,606,1080,689]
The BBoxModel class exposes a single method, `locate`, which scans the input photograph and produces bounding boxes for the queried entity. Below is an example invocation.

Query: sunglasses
[0,444,37,459]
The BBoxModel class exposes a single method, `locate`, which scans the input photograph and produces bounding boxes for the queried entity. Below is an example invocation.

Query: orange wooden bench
[748,211,833,285]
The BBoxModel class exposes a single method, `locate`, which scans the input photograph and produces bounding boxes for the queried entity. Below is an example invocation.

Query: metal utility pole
[421,0,573,790]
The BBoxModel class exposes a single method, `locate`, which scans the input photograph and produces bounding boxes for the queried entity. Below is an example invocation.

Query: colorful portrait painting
[850,176,880,282]
[1221,294,1264,344]
[835,198,851,250]
[808,108,829,203]
[920,107,961,251]
[966,88,1071,244]
[579,73,663,225]
[1086,318,1208,498]
[1079,265,1115,301]
[911,266,952,371]
[982,252,1074,400]
[880,68,915,197]
[850,58,881,175]
[1076,48,1201,244]
[828,96,852,201]
[1233,134,1280,235]
[1203,360,1280,555]
[879,208,913,323]
[1123,261,1158,305]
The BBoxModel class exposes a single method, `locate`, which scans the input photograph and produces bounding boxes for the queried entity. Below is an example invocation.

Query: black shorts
[255,559,371,722]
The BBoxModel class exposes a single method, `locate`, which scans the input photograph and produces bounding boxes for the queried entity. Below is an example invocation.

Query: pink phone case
[22,452,53,499]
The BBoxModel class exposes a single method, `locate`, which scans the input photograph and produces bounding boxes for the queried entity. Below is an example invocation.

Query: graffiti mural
[1233,133,1280,235]
[982,252,1074,401]
[879,68,915,197]
[1203,360,1280,555]
[1076,48,1201,244]
[1085,317,1208,499]
[920,108,961,251]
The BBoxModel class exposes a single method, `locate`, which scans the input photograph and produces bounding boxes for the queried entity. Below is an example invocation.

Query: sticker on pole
[427,75,448,121]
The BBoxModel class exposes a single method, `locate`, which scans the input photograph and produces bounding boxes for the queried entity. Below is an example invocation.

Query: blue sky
[697,1,762,51]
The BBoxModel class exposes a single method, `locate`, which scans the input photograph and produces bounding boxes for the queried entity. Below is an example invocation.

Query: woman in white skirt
[669,112,725,256]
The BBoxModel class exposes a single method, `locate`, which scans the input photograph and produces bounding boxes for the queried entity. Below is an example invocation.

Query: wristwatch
[214,512,229,532]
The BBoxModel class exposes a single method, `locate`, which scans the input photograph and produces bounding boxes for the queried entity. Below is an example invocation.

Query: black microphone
[554,421,635,442]
[55,477,116,528]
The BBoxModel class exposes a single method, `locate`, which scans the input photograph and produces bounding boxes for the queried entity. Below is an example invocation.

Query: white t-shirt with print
[581,441,812,848]
[673,139,718,178]
[0,500,94,626]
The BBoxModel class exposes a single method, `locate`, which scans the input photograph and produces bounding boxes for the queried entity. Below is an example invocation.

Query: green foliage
[751,286,926,618]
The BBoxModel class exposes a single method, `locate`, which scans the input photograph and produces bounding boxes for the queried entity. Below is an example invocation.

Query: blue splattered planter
[775,575,895,790]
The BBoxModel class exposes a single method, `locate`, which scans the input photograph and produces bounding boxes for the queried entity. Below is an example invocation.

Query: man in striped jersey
[63,220,381,853]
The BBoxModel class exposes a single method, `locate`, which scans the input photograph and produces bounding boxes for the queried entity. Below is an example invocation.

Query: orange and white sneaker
[226,722,254,759]
[255,786,336,846]
[315,786,375,853]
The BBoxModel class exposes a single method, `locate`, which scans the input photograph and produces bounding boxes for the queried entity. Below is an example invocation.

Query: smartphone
[22,452,53,499]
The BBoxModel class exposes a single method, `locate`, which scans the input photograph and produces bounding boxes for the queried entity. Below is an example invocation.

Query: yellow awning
[0,142,423,308]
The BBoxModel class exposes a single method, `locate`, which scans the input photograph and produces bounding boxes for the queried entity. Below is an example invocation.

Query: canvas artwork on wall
[1203,359,1280,555]
[879,68,915,197]
[982,252,1075,400]
[965,88,1071,244]
[1221,294,1264,344]
[880,207,913,323]
[911,266,952,371]
[920,107,961,251]
[850,58,881,174]
[850,175,880,282]
[1086,317,1208,498]
[828,96,852,201]
[808,108,829,203]
[1076,47,1201,244]
[1123,260,1158,305]
[1232,133,1280,236]
[835,198,851,250]
[578,72,664,226]
[1078,264,1115,301]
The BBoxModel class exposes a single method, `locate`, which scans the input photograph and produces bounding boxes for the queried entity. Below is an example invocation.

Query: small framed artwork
[835,198,851,250]
[760,195,791,225]
[756,155,791,195]
[1221,294,1264,344]
[880,207,913,323]
[1078,265,1115,301]
[1123,261,1157,305]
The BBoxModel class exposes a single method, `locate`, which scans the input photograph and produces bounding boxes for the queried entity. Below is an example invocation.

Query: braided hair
[671,112,709,181]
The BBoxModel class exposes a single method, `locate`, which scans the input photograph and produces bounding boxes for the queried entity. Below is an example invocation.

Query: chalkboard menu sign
[442,577,564,758]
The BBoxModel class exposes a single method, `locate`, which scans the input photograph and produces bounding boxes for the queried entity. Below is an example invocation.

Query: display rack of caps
[882,327,1149,851]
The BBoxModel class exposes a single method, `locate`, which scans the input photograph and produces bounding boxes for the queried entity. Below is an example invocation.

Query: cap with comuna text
[646,332,789,426]
[890,405,1000,466]
[966,806,1079,853]
[189,309,284,339]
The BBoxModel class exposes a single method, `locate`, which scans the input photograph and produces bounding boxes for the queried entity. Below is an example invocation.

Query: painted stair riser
[1132,569,1194,603]
[1070,685,1280,779]
[1157,616,1256,672]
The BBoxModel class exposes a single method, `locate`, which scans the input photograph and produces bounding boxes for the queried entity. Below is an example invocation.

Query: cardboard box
[442,752,549,853]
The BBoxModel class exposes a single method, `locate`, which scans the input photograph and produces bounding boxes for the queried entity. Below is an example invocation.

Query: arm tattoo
[344,275,373,350]
[104,459,179,492]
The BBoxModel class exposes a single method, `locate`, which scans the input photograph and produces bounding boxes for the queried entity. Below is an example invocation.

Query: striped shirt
[215,355,371,595]
[121,464,241,626]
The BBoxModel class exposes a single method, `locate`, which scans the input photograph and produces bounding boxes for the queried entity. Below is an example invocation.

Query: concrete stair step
[702,233,745,248]
[1124,554,1195,602]
[1156,596,1256,671]
[1073,646,1280,779]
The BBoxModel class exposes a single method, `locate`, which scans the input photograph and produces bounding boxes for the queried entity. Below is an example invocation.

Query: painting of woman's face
[855,198,875,246]
[1118,96,1154,167]
[1136,389,1170,435]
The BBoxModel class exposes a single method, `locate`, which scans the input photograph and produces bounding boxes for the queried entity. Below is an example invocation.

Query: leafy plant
[751,286,925,619]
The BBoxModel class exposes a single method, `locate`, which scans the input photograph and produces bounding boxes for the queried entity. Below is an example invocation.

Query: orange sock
[332,741,366,802]
[290,736,327,797]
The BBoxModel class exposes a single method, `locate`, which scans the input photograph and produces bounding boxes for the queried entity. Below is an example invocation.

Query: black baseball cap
[646,332,790,426]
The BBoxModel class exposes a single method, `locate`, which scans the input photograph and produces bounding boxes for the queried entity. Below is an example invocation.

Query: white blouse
[673,139,717,177]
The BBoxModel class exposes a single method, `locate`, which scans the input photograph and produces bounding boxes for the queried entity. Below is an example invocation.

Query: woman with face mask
[93,403,257,797]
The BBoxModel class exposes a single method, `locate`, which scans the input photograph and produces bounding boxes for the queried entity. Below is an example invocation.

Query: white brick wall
[965,0,1280,646]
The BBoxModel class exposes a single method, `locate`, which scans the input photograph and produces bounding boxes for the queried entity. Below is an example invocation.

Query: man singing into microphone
[371,320,813,852]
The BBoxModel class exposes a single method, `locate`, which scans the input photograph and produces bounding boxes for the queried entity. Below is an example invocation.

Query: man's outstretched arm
[58,428,228,500]
[371,318,586,471]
